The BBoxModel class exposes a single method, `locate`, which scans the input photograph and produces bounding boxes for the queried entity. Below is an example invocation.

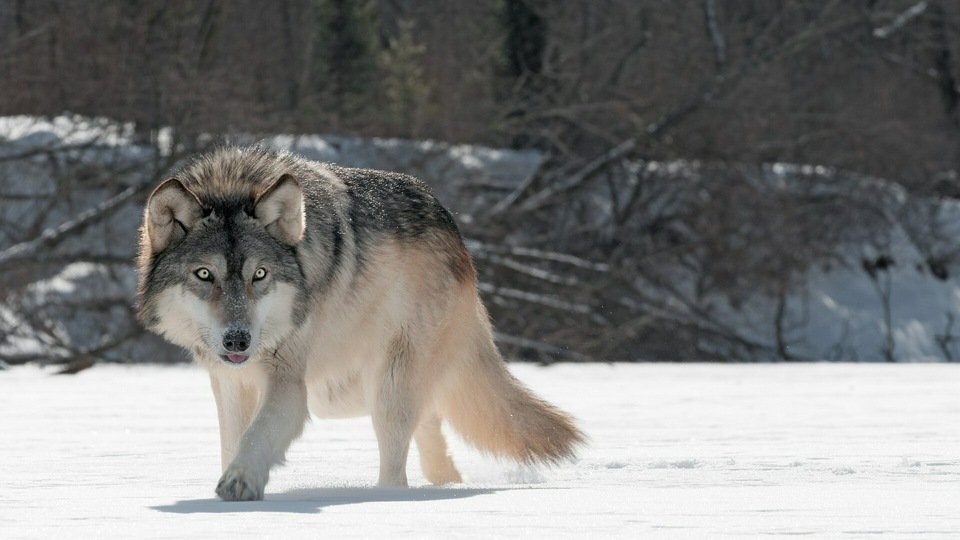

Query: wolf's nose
[223,330,250,352]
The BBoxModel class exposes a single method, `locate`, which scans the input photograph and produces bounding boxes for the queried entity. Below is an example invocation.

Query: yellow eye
[195,268,213,281]
[253,268,267,282]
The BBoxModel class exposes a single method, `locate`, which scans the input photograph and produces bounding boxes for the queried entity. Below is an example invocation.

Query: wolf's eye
[195,268,213,281]
[253,268,267,282]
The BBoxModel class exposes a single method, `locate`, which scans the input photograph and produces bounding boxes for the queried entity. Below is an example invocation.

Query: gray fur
[137,146,472,332]
[135,145,581,502]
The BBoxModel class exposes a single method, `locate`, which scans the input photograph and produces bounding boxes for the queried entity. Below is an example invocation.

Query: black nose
[222,329,250,352]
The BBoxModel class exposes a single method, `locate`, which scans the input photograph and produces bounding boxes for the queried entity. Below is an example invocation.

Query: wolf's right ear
[144,178,204,253]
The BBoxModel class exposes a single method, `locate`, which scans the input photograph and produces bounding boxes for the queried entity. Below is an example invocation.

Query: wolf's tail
[442,314,586,464]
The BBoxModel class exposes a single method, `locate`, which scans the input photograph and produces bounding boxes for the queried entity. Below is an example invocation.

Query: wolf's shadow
[151,486,499,514]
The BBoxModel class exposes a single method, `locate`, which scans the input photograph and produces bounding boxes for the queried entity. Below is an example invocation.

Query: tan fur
[138,149,584,500]
[292,243,584,481]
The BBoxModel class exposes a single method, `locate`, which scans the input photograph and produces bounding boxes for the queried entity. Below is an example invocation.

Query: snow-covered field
[2,363,958,538]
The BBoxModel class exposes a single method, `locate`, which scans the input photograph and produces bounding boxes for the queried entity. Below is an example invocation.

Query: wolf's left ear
[254,174,305,245]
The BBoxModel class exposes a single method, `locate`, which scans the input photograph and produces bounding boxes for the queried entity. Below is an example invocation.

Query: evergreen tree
[380,18,433,138]
[502,0,547,84]
[309,0,381,131]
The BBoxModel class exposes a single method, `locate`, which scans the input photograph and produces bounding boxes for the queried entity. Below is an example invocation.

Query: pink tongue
[227,354,247,363]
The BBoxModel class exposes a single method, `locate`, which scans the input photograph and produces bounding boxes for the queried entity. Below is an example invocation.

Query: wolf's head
[137,173,307,368]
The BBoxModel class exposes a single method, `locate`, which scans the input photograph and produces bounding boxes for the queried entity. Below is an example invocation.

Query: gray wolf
[136,146,585,501]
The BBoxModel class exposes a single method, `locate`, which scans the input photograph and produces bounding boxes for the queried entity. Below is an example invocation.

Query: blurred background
[3,0,960,369]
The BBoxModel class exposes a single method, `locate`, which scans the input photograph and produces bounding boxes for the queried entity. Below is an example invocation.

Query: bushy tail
[442,330,586,464]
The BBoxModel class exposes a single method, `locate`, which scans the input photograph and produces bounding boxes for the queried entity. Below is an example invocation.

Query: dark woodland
[3,0,960,366]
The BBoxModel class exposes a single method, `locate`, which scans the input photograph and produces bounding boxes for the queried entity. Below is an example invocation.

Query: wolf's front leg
[209,374,259,472]
[215,374,308,501]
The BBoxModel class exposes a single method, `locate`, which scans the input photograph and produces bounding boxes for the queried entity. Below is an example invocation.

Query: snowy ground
[1,363,958,538]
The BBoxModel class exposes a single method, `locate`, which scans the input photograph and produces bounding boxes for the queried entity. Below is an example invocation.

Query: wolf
[135,146,584,501]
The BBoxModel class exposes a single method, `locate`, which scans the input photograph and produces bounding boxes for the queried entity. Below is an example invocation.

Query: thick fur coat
[136,147,584,501]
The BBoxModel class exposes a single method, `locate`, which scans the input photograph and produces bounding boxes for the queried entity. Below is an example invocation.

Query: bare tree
[0,117,204,371]
[3,1,960,362]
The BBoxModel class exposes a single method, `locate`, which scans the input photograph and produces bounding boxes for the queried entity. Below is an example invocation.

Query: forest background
[3,0,960,367]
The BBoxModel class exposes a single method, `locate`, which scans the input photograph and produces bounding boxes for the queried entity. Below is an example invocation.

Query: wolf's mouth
[221,354,249,364]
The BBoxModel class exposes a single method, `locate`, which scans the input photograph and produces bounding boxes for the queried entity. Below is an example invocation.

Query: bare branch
[487,166,540,216]
[873,1,928,39]
[478,282,609,326]
[0,327,144,368]
[702,0,726,69]
[474,251,580,286]
[466,240,610,272]
[517,138,637,212]
[493,332,594,362]
[0,181,153,272]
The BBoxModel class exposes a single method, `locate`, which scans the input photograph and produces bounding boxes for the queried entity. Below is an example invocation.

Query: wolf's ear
[254,174,305,245]
[145,178,204,253]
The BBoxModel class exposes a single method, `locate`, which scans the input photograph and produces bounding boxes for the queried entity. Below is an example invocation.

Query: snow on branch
[476,252,581,286]
[873,2,928,39]
[702,0,726,69]
[466,240,610,272]
[478,282,610,326]
[0,181,153,272]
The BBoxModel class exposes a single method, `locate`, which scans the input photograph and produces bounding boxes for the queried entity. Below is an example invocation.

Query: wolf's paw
[216,464,266,501]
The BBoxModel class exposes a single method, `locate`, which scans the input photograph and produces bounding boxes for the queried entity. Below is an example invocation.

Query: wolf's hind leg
[372,334,423,487]
[371,384,418,487]
[414,413,462,484]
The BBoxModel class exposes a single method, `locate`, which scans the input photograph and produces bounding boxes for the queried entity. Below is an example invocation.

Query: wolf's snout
[223,329,251,353]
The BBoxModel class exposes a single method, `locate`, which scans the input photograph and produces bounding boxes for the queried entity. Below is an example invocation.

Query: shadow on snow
[151,486,501,514]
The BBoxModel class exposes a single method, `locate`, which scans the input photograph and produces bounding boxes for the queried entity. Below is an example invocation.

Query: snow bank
[2,115,960,361]
[602,160,960,361]
[265,132,543,222]
[0,117,540,364]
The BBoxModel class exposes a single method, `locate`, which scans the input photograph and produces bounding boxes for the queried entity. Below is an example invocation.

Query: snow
[8,114,960,362]
[2,363,958,538]
[0,115,136,148]
[0,115,542,364]
[618,158,960,361]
